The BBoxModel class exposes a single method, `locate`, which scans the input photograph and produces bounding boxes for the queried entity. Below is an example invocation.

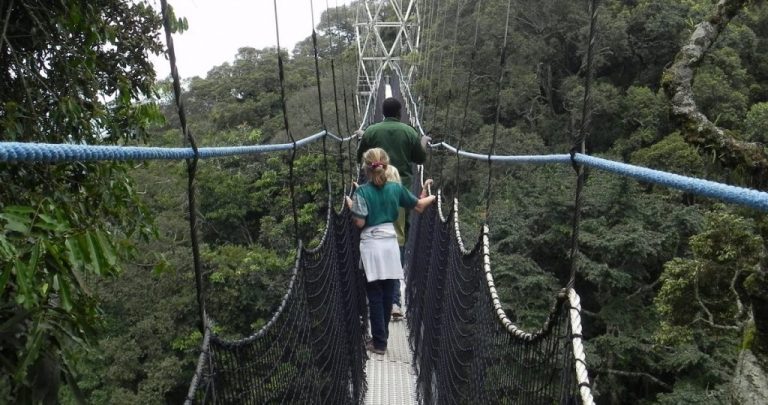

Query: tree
[0,0,169,401]
[661,1,768,389]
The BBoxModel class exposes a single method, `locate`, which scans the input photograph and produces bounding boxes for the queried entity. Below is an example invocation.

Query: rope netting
[185,206,368,404]
[405,192,593,404]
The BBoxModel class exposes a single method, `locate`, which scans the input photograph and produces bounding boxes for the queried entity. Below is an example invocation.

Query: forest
[1,0,768,403]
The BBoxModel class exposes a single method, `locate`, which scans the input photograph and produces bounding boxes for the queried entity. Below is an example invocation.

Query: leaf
[59,275,74,312]
[0,212,31,234]
[14,262,33,308]
[34,213,67,232]
[94,229,117,268]
[65,237,85,269]
[0,235,15,258]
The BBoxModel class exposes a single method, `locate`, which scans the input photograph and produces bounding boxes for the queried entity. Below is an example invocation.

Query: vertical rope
[273,0,300,242]
[326,0,345,195]
[334,0,355,185]
[455,0,483,201]
[423,0,441,180]
[160,0,205,332]
[485,0,513,221]
[438,0,464,191]
[310,0,331,197]
[427,0,448,127]
[336,1,352,137]
[568,0,599,288]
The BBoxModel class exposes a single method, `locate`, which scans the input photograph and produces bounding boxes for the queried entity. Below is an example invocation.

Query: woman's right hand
[414,195,436,214]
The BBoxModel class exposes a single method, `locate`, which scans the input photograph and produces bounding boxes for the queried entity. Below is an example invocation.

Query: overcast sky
[151,0,353,80]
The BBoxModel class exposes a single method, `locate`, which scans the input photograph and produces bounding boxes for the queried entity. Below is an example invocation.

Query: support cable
[438,0,464,189]
[455,0,483,201]
[427,0,449,128]
[160,0,205,333]
[335,0,355,184]
[273,0,300,241]
[485,0,513,221]
[566,1,599,402]
[568,0,599,288]
[326,0,345,195]
[310,0,331,197]
[424,0,442,181]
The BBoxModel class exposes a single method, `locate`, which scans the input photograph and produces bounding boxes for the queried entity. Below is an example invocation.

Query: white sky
[151,0,353,80]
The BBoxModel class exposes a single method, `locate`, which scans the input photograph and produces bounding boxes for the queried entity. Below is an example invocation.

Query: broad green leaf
[14,262,33,308]
[0,212,31,234]
[85,232,102,275]
[65,237,85,269]
[4,206,35,215]
[95,229,117,268]
[59,275,73,312]
[0,235,15,259]
[35,213,67,232]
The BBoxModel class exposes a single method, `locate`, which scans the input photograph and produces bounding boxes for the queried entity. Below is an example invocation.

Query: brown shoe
[366,341,386,355]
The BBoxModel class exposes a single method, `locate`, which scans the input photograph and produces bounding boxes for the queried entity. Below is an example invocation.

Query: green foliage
[5,0,768,403]
[631,132,706,176]
[656,209,760,339]
[651,209,760,399]
[1,0,165,399]
[744,102,768,142]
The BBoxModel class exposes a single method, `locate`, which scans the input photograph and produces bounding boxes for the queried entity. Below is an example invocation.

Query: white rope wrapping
[568,288,595,405]
[480,224,538,340]
[436,189,447,223]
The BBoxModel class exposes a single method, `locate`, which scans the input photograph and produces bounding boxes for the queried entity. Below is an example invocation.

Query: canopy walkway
[3,1,768,404]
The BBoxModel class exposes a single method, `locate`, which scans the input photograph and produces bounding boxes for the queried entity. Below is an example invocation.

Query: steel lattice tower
[355,0,421,127]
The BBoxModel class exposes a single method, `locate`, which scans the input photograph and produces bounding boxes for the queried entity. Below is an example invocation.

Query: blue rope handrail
[0,130,357,163]
[431,141,768,212]
[3,135,768,211]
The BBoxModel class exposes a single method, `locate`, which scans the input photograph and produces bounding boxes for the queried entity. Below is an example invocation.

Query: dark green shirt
[351,182,418,228]
[357,117,427,187]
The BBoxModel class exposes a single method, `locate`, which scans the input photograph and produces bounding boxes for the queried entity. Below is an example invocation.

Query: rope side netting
[405,192,593,405]
[185,206,368,404]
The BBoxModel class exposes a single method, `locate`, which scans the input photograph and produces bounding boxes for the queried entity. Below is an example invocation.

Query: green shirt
[357,117,427,187]
[351,182,418,228]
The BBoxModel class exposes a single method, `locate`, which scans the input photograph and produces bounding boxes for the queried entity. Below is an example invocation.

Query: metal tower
[355,0,421,127]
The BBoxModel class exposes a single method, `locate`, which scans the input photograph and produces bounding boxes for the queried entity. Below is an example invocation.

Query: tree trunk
[661,0,768,186]
[661,0,768,388]
[732,347,768,404]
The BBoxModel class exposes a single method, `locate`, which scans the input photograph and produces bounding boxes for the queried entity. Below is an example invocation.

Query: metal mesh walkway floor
[364,318,417,404]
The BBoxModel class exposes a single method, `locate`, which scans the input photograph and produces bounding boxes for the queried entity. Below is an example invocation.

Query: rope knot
[569,146,580,173]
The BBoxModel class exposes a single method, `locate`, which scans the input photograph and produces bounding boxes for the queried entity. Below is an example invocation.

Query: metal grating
[365,283,417,405]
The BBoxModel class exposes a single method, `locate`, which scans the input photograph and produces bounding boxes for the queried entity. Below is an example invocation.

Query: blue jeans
[367,279,396,350]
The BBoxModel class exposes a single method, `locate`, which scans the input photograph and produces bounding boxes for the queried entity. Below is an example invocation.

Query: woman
[346,148,435,355]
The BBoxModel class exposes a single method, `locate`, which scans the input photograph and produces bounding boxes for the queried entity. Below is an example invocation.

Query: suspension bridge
[2,0,768,404]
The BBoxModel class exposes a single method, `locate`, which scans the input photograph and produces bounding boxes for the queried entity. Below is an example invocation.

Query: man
[356,97,428,320]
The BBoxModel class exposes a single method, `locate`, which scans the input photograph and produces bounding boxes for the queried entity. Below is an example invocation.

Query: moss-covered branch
[661,0,768,182]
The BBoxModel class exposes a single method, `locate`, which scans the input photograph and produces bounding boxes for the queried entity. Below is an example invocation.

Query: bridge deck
[364,316,417,405]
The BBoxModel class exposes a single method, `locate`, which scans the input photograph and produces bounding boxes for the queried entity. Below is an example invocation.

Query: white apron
[359,223,403,282]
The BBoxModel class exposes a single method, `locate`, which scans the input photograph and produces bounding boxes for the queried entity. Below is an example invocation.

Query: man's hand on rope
[354,129,364,138]
[420,134,432,149]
